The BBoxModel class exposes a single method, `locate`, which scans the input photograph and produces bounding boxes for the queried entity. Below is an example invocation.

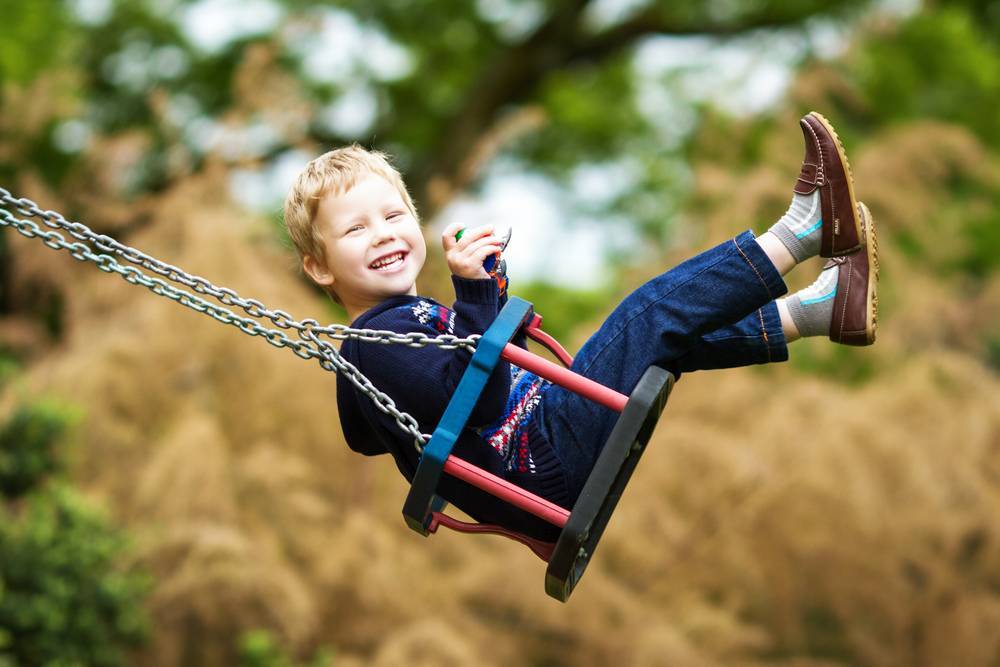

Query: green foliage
[758,604,857,663]
[0,0,877,216]
[956,211,1000,278]
[938,0,1000,35]
[239,630,330,667]
[325,297,349,323]
[855,8,1000,145]
[0,402,73,500]
[515,281,615,346]
[884,184,1000,283]
[0,352,17,389]
[0,402,149,667]
[799,605,855,662]
[985,335,1000,373]
[0,0,75,86]
[787,337,876,385]
[0,486,150,667]
[530,55,646,170]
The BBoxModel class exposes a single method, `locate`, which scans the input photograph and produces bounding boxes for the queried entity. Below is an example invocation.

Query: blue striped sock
[786,263,838,338]
[768,191,822,263]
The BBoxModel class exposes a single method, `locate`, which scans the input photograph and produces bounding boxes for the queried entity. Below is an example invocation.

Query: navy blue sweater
[336,277,570,541]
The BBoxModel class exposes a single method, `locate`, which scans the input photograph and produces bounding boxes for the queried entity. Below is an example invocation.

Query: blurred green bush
[0,401,149,667]
[239,630,330,667]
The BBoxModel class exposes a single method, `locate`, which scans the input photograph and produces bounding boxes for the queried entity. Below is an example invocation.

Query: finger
[455,224,494,251]
[471,244,502,263]
[441,222,464,250]
[463,235,501,257]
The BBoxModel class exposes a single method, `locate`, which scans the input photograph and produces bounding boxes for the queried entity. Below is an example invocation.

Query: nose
[370,217,397,246]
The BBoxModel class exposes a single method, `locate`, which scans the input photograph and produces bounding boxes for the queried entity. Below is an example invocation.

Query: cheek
[410,238,427,266]
[333,238,367,263]
[405,227,427,256]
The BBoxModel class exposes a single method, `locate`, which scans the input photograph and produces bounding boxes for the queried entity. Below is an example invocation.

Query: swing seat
[545,363,672,600]
[402,297,673,602]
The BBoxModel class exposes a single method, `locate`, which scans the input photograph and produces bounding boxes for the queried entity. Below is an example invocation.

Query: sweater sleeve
[492,274,529,351]
[452,274,531,356]
[336,368,388,456]
[449,276,516,422]
[356,285,511,432]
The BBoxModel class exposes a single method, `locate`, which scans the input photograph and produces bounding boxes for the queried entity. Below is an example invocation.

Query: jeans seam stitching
[733,236,775,301]
[757,308,770,362]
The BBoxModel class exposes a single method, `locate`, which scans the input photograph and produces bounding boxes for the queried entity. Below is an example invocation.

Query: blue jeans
[537,230,789,497]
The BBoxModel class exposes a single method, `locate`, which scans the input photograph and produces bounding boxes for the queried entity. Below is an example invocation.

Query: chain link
[0,190,482,452]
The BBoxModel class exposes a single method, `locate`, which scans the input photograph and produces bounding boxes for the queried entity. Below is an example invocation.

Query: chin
[381,281,417,298]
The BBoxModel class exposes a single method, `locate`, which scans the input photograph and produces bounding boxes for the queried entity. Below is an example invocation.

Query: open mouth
[368,251,407,272]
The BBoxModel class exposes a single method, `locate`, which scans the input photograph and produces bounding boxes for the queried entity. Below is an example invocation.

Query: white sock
[786,262,839,337]
[768,191,822,263]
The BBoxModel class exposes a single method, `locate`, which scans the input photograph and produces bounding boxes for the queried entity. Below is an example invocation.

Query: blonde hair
[283,144,418,269]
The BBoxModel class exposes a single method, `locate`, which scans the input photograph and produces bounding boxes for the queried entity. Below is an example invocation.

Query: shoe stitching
[805,116,839,251]
[804,117,825,173]
[837,256,853,341]
[797,161,820,190]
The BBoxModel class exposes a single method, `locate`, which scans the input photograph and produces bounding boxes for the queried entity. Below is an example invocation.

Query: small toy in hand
[455,227,511,292]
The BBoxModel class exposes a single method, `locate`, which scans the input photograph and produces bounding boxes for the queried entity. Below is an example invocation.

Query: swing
[403,296,673,600]
[0,188,673,602]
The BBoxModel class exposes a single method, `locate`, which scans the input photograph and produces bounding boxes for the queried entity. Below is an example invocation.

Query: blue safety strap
[402,297,534,534]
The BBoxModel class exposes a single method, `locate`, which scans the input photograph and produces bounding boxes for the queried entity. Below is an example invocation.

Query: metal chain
[0,189,479,352]
[0,191,482,451]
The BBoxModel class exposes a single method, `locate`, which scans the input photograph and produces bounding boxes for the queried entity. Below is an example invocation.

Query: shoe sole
[858,202,879,344]
[809,111,863,255]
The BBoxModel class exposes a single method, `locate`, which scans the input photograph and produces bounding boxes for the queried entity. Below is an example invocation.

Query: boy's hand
[442,222,502,280]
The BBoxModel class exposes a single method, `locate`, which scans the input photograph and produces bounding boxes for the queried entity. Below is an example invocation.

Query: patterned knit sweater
[336,277,570,541]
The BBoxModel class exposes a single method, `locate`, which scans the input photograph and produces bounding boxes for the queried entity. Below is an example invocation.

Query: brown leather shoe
[795,112,863,257]
[829,202,879,346]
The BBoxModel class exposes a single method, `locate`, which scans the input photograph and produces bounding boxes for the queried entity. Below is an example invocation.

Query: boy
[283,113,878,541]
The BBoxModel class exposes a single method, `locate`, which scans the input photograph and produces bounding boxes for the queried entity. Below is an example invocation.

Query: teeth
[370,252,404,270]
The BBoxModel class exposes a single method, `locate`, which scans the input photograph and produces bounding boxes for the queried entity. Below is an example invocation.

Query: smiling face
[303,174,426,320]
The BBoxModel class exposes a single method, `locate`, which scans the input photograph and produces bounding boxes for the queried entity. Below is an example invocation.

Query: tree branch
[566,7,812,65]
[411,2,858,219]
[408,0,592,216]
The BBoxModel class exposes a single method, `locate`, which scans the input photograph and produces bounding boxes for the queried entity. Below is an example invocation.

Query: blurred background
[1,0,999,665]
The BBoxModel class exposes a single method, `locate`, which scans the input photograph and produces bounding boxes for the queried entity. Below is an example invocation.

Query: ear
[302,254,335,287]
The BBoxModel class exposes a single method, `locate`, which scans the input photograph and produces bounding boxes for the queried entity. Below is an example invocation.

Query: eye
[345,224,364,235]
[387,210,406,221]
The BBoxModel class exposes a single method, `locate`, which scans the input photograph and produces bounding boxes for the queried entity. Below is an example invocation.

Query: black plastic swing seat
[401,297,673,602]
[544,364,673,601]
